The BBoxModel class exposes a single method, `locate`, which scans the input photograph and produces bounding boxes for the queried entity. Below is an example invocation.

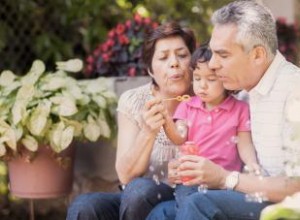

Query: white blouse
[117,83,178,184]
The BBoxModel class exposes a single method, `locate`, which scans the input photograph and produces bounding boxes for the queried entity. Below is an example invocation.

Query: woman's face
[151,36,192,97]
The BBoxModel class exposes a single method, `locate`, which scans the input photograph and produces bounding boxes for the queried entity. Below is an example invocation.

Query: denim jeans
[66,177,174,220]
[147,190,273,220]
[174,184,198,209]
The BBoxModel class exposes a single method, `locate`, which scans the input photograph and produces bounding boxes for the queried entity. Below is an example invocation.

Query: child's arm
[163,116,187,145]
[237,131,260,174]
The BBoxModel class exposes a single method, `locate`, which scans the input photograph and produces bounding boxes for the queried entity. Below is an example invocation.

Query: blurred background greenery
[0,0,248,75]
[0,0,298,76]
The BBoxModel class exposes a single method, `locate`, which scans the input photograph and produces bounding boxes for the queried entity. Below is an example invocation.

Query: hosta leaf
[2,81,21,96]
[40,76,66,91]
[16,84,35,101]
[50,96,78,116]
[61,118,83,137]
[48,122,65,153]
[4,127,17,151]
[56,59,83,72]
[83,116,101,142]
[21,60,45,85]
[0,144,6,157]
[92,95,106,108]
[12,101,27,125]
[27,100,51,136]
[97,118,111,138]
[0,70,16,87]
[60,126,74,151]
[21,135,38,152]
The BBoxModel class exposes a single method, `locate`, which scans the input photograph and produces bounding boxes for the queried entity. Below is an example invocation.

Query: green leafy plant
[0,59,117,160]
[260,192,300,220]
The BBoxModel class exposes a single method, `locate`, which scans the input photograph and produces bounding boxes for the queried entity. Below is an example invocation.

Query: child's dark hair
[190,42,239,95]
[190,42,212,70]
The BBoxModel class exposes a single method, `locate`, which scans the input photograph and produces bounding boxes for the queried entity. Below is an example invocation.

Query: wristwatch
[225,171,239,190]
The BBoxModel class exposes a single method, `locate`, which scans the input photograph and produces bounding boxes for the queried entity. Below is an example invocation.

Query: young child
[162,43,259,207]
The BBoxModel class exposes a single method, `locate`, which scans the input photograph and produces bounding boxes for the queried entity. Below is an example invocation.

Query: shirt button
[215,109,219,113]
[207,116,212,121]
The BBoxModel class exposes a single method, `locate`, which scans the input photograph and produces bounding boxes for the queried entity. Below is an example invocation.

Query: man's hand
[177,155,229,189]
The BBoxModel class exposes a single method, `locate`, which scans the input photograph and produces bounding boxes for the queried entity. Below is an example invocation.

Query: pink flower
[108,30,115,38]
[118,35,129,45]
[86,55,94,64]
[128,67,136,77]
[102,53,110,62]
[125,20,131,28]
[134,13,142,24]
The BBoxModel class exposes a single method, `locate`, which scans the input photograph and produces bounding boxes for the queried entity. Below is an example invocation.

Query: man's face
[209,24,258,91]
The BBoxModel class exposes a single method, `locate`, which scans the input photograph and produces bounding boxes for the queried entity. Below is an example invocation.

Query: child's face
[193,62,226,109]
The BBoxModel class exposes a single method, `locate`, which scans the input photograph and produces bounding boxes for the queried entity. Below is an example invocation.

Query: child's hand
[243,163,263,176]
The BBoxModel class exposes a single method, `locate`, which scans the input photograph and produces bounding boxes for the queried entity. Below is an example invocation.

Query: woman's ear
[147,68,155,78]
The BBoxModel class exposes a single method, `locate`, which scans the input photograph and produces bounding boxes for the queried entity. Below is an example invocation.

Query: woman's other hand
[168,159,182,185]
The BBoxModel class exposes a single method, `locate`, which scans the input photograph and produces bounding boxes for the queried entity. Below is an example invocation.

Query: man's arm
[178,155,300,203]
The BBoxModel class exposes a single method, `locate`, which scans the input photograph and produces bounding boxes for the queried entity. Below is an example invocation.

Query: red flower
[125,20,131,28]
[116,24,126,35]
[128,67,136,77]
[118,35,129,45]
[108,30,115,38]
[102,53,110,62]
[84,14,159,78]
[134,13,142,24]
[86,55,94,64]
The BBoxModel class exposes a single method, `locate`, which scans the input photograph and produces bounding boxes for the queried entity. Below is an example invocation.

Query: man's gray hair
[211,0,278,60]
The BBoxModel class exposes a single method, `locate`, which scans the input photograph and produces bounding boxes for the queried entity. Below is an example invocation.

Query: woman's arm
[115,98,165,184]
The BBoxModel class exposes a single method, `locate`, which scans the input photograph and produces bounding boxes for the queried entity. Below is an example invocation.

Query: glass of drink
[180,141,198,182]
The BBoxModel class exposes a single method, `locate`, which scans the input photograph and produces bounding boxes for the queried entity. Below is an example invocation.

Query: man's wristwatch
[225,171,239,190]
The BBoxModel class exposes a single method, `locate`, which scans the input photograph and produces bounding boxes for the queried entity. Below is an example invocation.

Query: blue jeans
[66,177,174,220]
[174,184,198,209]
[147,190,273,220]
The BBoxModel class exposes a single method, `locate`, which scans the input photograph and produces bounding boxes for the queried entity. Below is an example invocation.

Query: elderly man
[147,1,300,219]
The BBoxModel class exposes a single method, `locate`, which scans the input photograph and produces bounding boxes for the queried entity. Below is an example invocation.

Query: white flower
[56,59,83,72]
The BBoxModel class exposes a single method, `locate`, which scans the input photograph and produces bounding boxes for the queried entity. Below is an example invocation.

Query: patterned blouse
[117,83,178,184]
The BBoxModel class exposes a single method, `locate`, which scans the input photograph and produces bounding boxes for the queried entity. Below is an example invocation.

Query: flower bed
[85,14,159,78]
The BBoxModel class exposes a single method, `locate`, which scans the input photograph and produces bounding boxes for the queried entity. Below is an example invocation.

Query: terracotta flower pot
[8,145,75,199]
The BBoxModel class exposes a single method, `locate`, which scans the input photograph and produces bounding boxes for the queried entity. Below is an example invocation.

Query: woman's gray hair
[211,0,278,60]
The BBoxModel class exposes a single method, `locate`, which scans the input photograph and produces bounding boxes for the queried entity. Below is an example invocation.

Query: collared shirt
[249,52,300,176]
[174,95,250,171]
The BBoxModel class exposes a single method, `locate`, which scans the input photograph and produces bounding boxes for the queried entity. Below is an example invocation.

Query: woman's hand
[177,155,228,189]
[141,98,166,135]
[168,159,182,185]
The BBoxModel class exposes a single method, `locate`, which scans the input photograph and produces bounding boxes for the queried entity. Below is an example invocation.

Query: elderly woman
[66,21,196,220]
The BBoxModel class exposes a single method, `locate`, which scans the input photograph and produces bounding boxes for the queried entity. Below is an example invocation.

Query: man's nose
[208,54,219,71]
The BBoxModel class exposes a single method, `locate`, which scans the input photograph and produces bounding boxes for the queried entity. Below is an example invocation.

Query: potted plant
[0,59,117,198]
